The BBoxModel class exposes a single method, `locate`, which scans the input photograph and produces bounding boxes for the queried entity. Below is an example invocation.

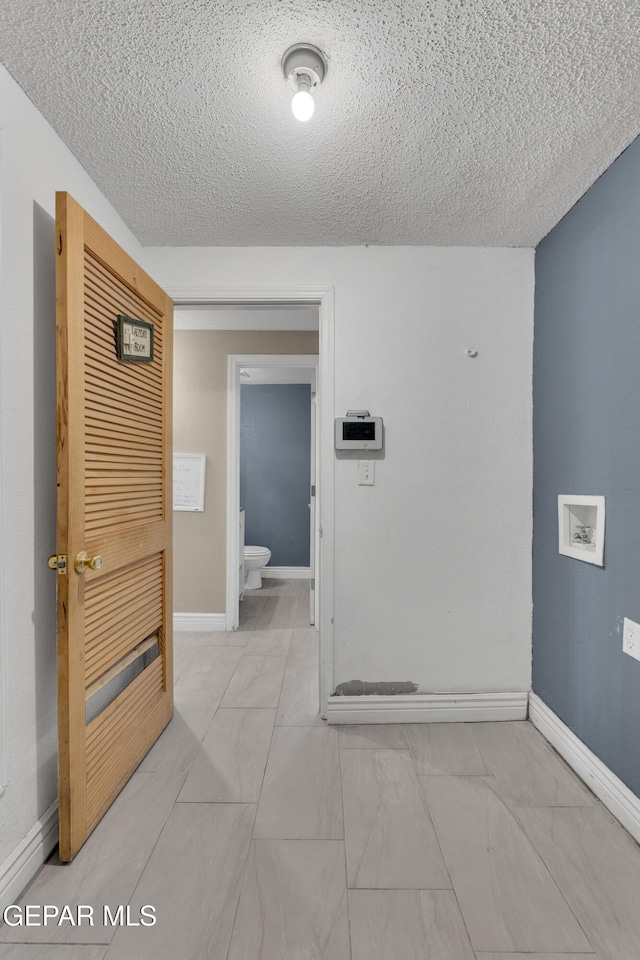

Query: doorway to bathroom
[170,289,334,717]
[228,355,319,630]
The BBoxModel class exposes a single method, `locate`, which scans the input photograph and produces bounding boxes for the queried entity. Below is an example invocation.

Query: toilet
[243,545,271,589]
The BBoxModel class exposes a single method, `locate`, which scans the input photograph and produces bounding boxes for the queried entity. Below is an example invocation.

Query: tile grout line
[224,582,311,957]
[337,731,354,960]
[250,606,300,825]
[413,763,481,957]
[219,803,260,960]
[509,803,601,955]
[422,769,598,957]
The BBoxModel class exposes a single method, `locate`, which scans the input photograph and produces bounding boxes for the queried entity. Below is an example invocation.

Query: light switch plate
[358,460,375,485]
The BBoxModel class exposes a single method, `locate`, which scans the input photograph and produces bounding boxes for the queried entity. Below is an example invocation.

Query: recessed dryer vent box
[558,495,605,566]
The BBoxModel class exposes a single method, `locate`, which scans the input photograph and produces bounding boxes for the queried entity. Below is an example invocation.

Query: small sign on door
[116,315,154,362]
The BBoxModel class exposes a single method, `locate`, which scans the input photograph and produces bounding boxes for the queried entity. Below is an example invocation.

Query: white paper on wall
[173,454,206,511]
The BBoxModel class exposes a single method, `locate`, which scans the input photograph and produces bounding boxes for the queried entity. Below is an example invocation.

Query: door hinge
[311,485,316,497]
[310,578,315,590]
[48,554,68,575]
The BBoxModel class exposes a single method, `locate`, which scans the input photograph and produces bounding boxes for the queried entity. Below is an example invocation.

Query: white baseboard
[0,801,58,912]
[261,567,310,579]
[324,691,528,725]
[529,692,640,845]
[173,613,227,632]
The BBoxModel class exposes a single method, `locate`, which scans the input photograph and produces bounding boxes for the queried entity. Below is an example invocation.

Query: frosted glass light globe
[292,90,314,122]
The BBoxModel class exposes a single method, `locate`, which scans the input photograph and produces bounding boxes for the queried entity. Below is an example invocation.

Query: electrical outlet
[623,617,640,661]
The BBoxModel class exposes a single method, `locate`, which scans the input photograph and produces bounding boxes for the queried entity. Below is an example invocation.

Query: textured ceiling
[1,0,640,247]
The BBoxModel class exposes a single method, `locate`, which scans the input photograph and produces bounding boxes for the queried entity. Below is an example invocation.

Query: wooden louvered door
[55,192,173,861]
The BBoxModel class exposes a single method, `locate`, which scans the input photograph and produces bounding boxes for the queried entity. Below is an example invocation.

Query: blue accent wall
[533,136,640,796]
[240,384,311,567]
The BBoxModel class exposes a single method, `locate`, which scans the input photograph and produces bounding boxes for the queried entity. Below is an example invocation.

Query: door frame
[0,141,6,791]
[228,353,319,627]
[169,286,335,716]
[309,391,317,626]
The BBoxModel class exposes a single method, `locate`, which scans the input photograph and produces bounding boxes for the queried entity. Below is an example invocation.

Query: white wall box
[173,454,206,511]
[558,495,605,565]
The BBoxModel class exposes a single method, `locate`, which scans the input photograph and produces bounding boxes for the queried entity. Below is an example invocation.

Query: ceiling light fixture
[282,43,328,122]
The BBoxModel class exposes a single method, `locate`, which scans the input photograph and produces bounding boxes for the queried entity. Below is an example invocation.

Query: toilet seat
[244,545,270,559]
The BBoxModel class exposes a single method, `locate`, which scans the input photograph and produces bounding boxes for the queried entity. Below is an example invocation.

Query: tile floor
[2,579,640,958]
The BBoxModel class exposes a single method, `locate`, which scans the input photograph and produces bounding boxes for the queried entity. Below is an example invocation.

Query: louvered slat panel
[84,562,162,636]
[85,558,162,627]
[83,250,164,537]
[84,344,163,395]
[84,294,165,349]
[83,318,165,372]
[83,314,164,374]
[85,659,166,830]
[84,554,163,684]
[85,383,163,422]
[86,660,164,780]
[86,415,162,442]
[85,581,162,638]
[86,505,164,525]
[85,511,163,536]
[84,257,164,329]
[86,437,162,453]
[86,507,162,525]
[85,463,162,476]
[85,493,163,511]
[85,590,163,655]
[85,600,162,686]
[85,463,162,475]
[84,553,162,624]
[85,360,164,411]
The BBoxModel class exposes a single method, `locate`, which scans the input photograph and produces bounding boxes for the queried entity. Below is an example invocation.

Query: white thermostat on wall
[335,411,383,450]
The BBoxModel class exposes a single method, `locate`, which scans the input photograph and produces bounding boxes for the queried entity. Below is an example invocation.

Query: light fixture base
[282,42,328,95]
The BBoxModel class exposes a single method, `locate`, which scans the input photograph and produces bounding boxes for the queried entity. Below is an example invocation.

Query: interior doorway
[228,355,319,631]
[170,288,335,715]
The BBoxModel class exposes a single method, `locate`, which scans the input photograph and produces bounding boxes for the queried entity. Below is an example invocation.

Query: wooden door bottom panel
[86,658,165,772]
[85,659,170,832]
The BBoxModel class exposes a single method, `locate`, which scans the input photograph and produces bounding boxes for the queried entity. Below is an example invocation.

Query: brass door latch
[48,553,103,574]
[48,554,68,575]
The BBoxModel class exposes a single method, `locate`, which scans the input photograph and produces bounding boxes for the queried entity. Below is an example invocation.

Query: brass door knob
[74,551,103,574]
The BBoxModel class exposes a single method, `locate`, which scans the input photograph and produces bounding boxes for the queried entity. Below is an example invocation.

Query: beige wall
[173,329,319,613]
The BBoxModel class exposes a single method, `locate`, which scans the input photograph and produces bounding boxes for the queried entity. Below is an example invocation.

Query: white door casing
[170,286,334,716]
[228,354,318,622]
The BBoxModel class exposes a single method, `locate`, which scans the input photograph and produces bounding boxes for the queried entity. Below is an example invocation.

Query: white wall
[0,64,151,882]
[146,245,535,694]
